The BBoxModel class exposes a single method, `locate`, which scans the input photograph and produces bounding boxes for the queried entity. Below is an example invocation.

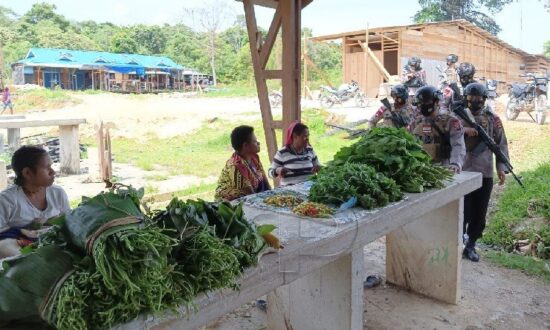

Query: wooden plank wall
[400,24,525,92]
[344,49,384,97]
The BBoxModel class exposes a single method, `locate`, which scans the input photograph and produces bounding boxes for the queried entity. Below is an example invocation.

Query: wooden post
[359,41,390,81]
[59,125,80,174]
[303,36,309,98]
[97,121,105,180]
[365,25,369,91]
[280,0,302,145]
[243,0,280,160]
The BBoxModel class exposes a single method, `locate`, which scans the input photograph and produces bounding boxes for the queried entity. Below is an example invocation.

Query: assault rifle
[448,83,524,188]
[380,98,407,129]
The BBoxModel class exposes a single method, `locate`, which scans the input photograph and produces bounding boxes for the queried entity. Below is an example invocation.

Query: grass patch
[484,251,550,282]
[144,174,170,181]
[11,88,81,112]
[144,184,159,195]
[173,182,218,200]
[110,108,353,179]
[482,163,550,259]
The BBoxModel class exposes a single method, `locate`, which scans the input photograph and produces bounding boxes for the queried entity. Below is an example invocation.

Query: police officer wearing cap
[411,85,466,174]
[461,82,509,262]
[368,84,414,129]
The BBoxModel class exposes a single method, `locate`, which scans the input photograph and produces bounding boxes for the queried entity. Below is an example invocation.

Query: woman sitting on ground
[0,146,71,258]
[215,125,271,201]
[269,122,321,186]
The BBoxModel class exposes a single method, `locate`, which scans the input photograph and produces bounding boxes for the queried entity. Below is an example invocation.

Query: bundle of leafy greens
[309,163,402,209]
[332,127,453,193]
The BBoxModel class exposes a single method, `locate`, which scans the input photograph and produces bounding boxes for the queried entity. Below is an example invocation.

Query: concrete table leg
[7,128,20,151]
[267,248,364,330]
[59,125,80,174]
[386,198,463,304]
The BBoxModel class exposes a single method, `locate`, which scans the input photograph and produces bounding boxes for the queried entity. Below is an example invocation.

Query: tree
[23,2,70,31]
[0,6,17,27]
[544,41,550,58]
[132,25,167,55]
[413,0,514,35]
[183,0,233,86]
[111,31,139,54]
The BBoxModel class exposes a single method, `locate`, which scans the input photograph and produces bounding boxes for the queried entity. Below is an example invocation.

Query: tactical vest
[379,104,413,128]
[413,114,452,162]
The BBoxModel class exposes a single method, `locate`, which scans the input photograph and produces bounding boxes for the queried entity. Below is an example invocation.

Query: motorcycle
[269,90,282,108]
[506,73,548,125]
[319,80,367,108]
[479,78,504,111]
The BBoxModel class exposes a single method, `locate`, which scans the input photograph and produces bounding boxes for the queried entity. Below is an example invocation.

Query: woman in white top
[0,146,70,258]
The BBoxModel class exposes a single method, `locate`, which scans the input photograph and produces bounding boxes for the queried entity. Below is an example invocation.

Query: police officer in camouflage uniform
[401,57,427,101]
[461,82,509,262]
[368,84,414,129]
[412,86,466,173]
[439,55,460,114]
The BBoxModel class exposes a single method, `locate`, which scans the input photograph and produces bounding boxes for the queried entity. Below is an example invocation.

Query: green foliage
[413,0,514,35]
[484,251,550,282]
[1,4,342,86]
[482,162,550,259]
[544,40,550,58]
[110,31,139,54]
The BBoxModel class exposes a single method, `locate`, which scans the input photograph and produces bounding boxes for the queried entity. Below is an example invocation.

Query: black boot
[463,241,480,262]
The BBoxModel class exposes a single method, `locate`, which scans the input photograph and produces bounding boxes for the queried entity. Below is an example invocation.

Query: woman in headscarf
[269,122,321,186]
[215,125,271,201]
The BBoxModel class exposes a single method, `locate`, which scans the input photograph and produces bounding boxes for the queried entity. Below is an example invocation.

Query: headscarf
[284,120,300,146]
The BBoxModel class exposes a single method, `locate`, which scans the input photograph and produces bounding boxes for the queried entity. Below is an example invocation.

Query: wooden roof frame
[311,19,532,58]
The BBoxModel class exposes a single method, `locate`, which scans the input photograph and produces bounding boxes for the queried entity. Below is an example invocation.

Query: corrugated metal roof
[14,48,184,70]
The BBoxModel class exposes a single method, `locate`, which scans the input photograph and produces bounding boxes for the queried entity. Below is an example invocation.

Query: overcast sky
[2,0,548,54]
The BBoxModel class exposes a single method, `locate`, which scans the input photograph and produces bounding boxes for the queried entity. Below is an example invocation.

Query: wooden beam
[280,0,302,145]
[303,53,333,88]
[378,33,399,45]
[264,69,283,79]
[243,0,278,160]
[259,6,282,69]
[358,40,391,81]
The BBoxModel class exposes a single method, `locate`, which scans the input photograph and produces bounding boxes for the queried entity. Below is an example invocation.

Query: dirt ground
[204,238,550,330]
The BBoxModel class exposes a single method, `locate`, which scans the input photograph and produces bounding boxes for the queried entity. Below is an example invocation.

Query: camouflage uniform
[444,64,459,85]
[401,66,427,98]
[412,112,466,169]
[368,103,414,129]
[461,105,509,244]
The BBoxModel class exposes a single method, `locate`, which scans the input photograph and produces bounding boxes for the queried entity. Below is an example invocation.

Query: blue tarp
[105,65,145,75]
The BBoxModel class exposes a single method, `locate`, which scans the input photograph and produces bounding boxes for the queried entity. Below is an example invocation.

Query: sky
[1,0,548,54]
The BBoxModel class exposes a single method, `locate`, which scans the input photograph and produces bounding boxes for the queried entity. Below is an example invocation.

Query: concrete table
[114,172,481,330]
[0,118,86,174]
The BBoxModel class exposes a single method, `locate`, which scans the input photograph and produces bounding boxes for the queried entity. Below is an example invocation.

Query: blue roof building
[11,48,197,92]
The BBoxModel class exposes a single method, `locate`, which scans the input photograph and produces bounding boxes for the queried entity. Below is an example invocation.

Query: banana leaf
[0,245,76,322]
[64,192,143,253]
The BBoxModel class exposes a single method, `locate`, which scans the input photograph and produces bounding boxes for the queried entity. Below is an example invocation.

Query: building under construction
[311,19,550,96]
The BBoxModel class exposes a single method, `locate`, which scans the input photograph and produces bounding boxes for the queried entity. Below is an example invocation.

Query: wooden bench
[0,118,86,175]
[114,172,482,330]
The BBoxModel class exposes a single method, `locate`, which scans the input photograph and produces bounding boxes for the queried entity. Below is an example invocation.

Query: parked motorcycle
[269,90,282,108]
[319,80,367,108]
[506,73,548,125]
[479,78,504,111]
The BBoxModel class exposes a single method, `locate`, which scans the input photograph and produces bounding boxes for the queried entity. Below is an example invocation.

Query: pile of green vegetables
[0,186,274,330]
[309,163,402,209]
[332,127,453,193]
